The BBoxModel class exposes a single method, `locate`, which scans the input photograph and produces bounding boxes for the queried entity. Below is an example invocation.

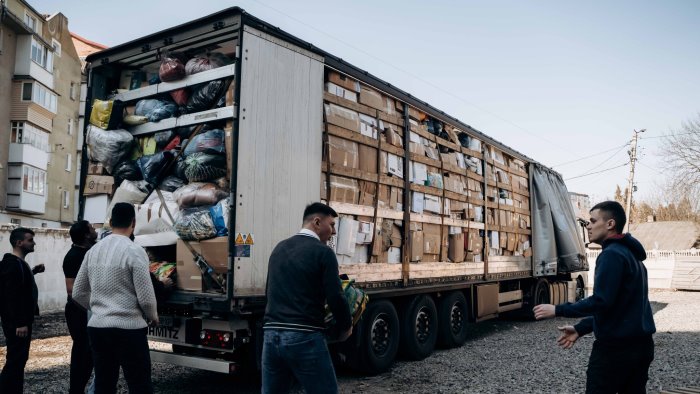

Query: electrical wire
[564,162,630,181]
[552,143,629,167]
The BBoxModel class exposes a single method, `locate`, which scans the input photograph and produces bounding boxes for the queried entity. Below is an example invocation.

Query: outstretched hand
[533,304,555,320]
[556,325,580,349]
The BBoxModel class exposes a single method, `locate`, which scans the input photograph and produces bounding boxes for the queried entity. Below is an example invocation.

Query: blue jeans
[261,329,337,394]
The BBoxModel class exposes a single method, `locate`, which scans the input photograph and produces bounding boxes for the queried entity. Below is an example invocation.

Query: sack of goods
[324,278,369,328]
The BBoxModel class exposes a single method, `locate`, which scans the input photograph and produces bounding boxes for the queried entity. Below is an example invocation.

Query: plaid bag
[325,278,369,327]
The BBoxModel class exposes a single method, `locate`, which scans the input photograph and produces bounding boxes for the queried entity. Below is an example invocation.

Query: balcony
[14,35,54,89]
[5,164,46,214]
[8,142,48,170]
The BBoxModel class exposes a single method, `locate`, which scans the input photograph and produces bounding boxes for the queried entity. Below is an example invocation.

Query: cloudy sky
[33,0,700,203]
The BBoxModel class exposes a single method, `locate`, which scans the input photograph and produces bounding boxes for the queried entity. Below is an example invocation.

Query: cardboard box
[391,187,402,210]
[326,82,357,102]
[328,71,360,92]
[359,113,380,139]
[387,247,401,264]
[390,223,402,248]
[410,230,423,262]
[327,135,359,170]
[357,221,375,244]
[422,254,439,262]
[336,217,359,256]
[424,194,441,214]
[467,230,483,252]
[176,237,229,291]
[84,175,114,195]
[359,85,384,110]
[425,146,440,160]
[329,176,359,204]
[324,103,360,132]
[87,162,105,175]
[412,192,425,214]
[383,96,396,115]
[449,233,465,262]
[410,162,428,185]
[359,144,378,174]
[385,125,402,147]
[423,224,442,255]
[378,185,391,208]
[352,244,370,264]
[387,154,404,178]
[409,141,425,156]
[84,194,109,224]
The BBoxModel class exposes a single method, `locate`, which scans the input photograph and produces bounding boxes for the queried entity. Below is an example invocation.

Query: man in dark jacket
[0,227,45,393]
[534,201,656,393]
[262,202,352,394]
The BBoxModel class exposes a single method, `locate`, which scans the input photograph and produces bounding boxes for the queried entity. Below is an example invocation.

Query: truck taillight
[199,329,234,349]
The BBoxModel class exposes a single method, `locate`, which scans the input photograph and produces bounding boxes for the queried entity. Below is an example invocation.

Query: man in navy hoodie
[534,201,655,393]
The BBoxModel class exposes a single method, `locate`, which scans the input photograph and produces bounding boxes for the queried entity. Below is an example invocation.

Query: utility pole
[624,129,645,233]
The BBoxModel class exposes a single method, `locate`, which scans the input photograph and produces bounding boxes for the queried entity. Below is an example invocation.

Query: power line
[564,162,630,181]
[552,143,629,167]
[245,0,579,155]
[641,131,698,140]
[576,143,629,176]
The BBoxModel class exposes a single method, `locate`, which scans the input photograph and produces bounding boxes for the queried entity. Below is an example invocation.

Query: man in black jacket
[0,227,45,394]
[534,201,656,393]
[262,202,352,394]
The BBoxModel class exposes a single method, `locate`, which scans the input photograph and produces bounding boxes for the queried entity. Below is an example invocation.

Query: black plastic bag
[86,125,134,174]
[137,150,176,186]
[184,129,225,156]
[158,175,186,192]
[185,52,231,75]
[184,152,227,182]
[112,160,143,186]
[154,130,175,150]
[183,80,227,114]
[135,99,178,122]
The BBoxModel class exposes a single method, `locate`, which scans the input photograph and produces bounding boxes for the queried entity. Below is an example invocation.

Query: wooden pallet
[661,387,700,394]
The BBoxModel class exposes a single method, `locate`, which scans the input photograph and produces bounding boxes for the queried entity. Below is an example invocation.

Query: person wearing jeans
[261,203,352,394]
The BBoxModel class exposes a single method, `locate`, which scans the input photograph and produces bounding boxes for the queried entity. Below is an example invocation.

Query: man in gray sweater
[72,203,158,394]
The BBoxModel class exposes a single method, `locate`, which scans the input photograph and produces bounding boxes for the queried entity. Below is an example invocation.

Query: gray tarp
[531,163,588,276]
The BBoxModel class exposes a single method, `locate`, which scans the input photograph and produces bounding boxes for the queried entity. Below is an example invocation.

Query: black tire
[437,291,469,348]
[399,295,438,360]
[534,278,551,305]
[357,299,400,374]
[575,276,585,301]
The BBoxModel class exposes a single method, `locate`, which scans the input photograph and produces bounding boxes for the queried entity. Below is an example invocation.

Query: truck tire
[399,295,438,360]
[575,276,585,301]
[358,299,400,375]
[437,291,469,348]
[534,278,551,305]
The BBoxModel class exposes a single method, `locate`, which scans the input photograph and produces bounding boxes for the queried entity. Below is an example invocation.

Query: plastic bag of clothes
[112,160,143,186]
[173,206,217,241]
[175,156,188,180]
[154,130,175,150]
[184,80,227,114]
[86,125,134,174]
[209,198,230,236]
[134,99,178,122]
[159,53,187,82]
[89,99,124,130]
[173,182,228,209]
[158,175,186,193]
[185,52,231,75]
[170,89,189,106]
[137,151,175,186]
[184,152,226,182]
[183,129,225,156]
[134,192,180,247]
[104,180,150,226]
[123,114,149,126]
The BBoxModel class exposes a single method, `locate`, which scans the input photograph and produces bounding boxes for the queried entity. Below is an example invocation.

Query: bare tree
[660,115,700,190]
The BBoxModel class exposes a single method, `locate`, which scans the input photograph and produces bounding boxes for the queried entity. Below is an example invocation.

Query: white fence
[585,249,700,291]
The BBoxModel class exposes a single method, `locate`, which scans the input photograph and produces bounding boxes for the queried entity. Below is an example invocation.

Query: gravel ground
[1,290,698,393]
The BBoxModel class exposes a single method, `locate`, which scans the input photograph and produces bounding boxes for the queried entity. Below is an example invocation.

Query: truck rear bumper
[150,349,237,374]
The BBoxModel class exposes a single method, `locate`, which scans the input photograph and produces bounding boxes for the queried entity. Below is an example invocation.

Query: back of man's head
[303,202,338,223]
[591,200,626,234]
[9,227,34,247]
[111,203,136,229]
[69,220,91,244]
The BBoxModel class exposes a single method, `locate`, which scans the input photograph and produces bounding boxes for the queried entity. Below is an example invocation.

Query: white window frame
[23,11,37,31]
[30,38,53,72]
[63,190,70,209]
[65,153,72,172]
[67,118,73,135]
[27,82,57,113]
[69,82,77,100]
[22,165,45,196]
[52,38,61,57]
[11,121,49,152]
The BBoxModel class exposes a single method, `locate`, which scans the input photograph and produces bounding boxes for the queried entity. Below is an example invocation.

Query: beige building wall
[0,23,20,211]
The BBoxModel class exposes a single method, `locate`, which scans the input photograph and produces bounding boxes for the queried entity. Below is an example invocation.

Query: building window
[22,83,32,100]
[23,12,37,31]
[10,218,21,225]
[68,118,73,135]
[31,38,53,71]
[22,82,57,113]
[10,121,49,152]
[69,82,77,100]
[23,165,46,196]
[63,190,70,208]
[52,38,61,57]
[65,154,72,172]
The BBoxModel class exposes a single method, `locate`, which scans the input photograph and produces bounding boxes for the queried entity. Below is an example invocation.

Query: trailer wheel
[575,276,585,301]
[358,299,400,374]
[437,291,469,348]
[534,278,551,305]
[399,295,438,360]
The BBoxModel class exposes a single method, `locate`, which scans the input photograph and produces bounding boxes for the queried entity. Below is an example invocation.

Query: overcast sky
[33,0,700,203]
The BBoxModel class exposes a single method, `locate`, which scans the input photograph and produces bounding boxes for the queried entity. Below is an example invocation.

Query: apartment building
[0,0,82,227]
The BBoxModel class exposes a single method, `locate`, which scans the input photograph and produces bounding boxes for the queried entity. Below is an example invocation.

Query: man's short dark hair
[303,202,338,222]
[111,202,136,229]
[69,220,91,244]
[9,227,34,247]
[591,200,626,234]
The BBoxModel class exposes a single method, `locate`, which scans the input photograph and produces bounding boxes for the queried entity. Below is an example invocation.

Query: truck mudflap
[150,349,238,374]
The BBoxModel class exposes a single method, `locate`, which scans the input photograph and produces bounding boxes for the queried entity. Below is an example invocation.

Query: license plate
[148,317,184,344]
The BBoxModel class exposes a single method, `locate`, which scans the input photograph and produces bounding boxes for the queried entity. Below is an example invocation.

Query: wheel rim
[535,282,549,304]
[370,313,391,356]
[575,278,585,301]
[415,307,432,343]
[450,302,464,334]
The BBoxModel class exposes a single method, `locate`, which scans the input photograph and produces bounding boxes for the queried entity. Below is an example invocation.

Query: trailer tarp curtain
[531,163,587,276]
